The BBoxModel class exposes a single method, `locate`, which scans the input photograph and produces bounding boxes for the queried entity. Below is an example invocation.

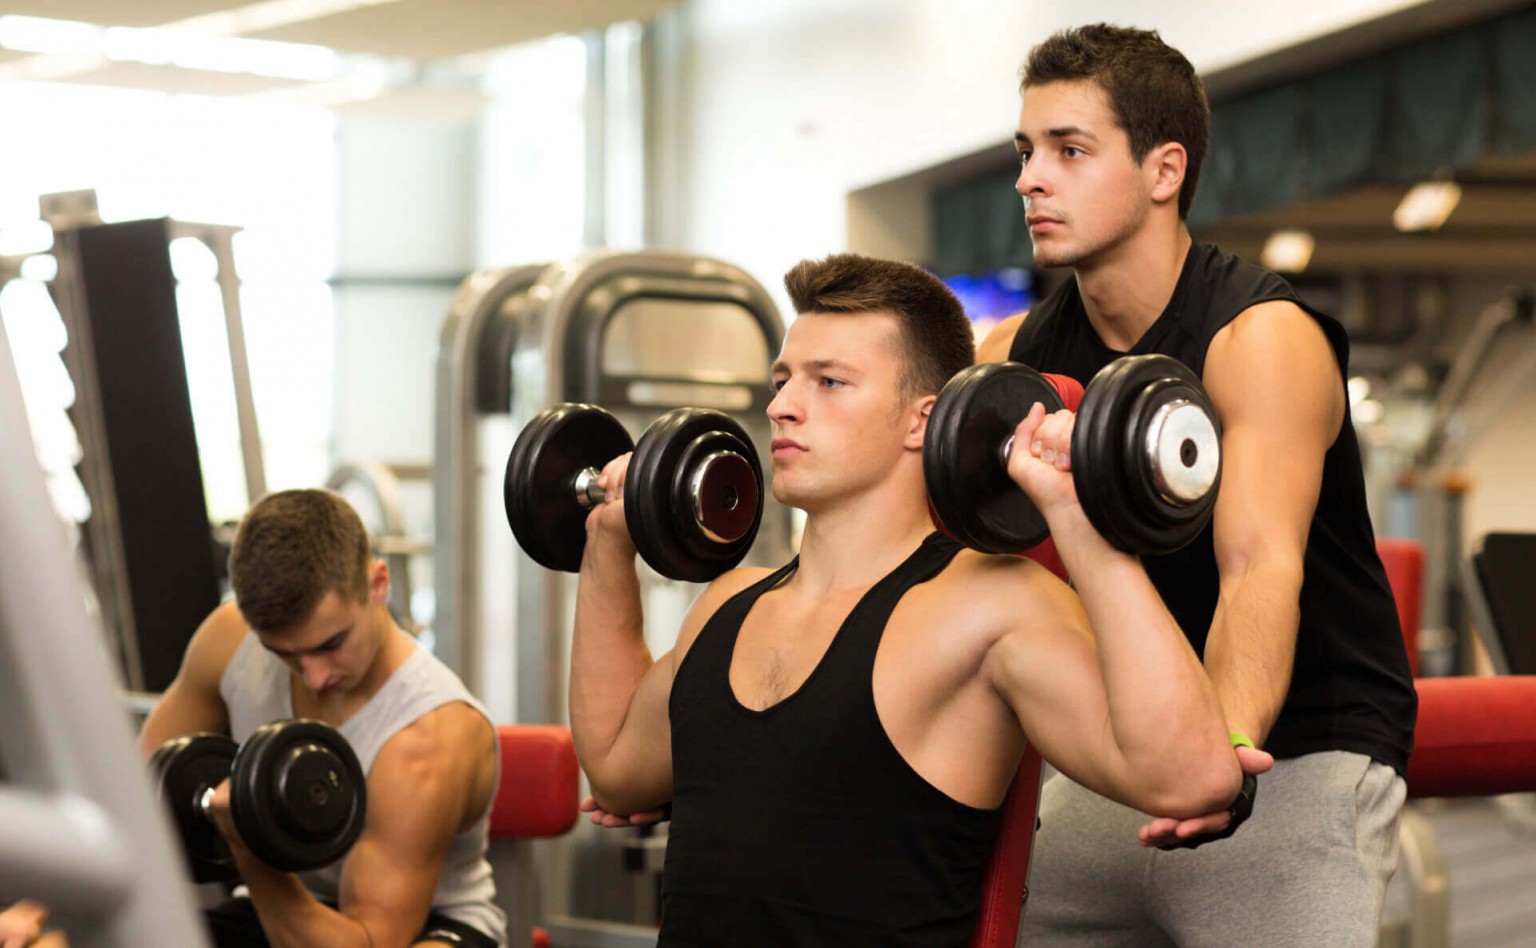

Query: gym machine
[433,251,794,942]
[0,317,209,945]
[41,190,266,694]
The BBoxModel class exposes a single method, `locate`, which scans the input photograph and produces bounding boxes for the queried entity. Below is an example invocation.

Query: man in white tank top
[138,489,506,948]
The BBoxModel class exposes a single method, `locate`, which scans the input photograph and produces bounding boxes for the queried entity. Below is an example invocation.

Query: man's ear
[367,558,390,604]
[1147,141,1187,208]
[905,394,936,450]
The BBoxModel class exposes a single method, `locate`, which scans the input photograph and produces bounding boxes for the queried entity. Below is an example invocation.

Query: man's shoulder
[916,549,1068,638]
[672,565,778,663]
[1207,298,1340,373]
[690,565,780,634]
[381,699,494,769]
[976,310,1030,363]
[183,599,253,686]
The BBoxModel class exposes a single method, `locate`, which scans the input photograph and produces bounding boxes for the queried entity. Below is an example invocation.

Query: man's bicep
[978,570,1110,786]
[598,652,675,811]
[337,726,479,944]
[1204,303,1343,575]
[985,615,1136,803]
[336,830,445,946]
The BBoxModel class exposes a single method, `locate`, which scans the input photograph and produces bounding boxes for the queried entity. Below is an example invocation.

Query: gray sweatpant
[1017,751,1405,947]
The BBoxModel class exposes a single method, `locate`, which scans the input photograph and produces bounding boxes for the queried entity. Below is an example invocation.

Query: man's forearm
[237,859,373,948]
[1050,508,1238,810]
[1202,563,1301,746]
[569,542,652,785]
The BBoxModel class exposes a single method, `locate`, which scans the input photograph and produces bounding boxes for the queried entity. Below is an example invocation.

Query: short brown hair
[1022,24,1209,219]
[228,489,371,632]
[783,253,974,401]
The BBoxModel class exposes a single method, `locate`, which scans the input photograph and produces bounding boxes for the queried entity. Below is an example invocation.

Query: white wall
[1442,294,1536,547]
[332,114,479,472]
[673,0,1436,300]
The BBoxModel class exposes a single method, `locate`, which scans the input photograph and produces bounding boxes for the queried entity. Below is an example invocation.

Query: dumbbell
[149,719,367,883]
[504,403,764,583]
[925,354,1221,556]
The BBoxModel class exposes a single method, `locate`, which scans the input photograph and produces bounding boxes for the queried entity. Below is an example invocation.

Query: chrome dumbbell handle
[573,467,607,509]
[197,786,216,822]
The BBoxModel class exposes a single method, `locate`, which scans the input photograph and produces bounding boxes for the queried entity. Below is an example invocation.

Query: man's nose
[298,656,331,691]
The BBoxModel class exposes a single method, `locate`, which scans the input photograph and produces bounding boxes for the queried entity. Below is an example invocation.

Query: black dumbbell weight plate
[152,733,239,883]
[505,403,635,572]
[230,720,367,873]
[925,362,1065,554]
[626,408,764,583]
[1072,354,1221,555]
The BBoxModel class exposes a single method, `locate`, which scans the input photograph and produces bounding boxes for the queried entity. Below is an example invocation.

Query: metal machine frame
[0,322,209,946]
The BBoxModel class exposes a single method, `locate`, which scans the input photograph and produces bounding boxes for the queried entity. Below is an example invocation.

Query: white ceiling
[0,0,676,95]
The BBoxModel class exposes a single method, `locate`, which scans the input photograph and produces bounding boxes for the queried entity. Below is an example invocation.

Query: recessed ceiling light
[1393,180,1461,232]
[1260,229,1315,272]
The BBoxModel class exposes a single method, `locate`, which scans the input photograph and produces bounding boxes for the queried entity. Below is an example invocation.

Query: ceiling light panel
[1260,228,1316,272]
[1393,181,1462,233]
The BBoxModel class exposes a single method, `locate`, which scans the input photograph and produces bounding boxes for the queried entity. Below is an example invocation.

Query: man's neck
[356,614,412,693]
[1074,226,1193,352]
[791,485,936,600]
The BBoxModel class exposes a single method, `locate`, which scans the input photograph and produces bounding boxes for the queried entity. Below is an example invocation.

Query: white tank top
[220,630,507,944]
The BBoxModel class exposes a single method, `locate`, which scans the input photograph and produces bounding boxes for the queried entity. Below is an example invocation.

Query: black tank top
[1009,242,1415,774]
[661,532,1002,947]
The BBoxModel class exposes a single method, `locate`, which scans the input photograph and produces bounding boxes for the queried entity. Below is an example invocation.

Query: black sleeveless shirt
[661,533,1002,947]
[1009,243,1415,775]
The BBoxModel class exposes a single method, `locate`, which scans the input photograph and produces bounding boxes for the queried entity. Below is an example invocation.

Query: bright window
[0,78,336,524]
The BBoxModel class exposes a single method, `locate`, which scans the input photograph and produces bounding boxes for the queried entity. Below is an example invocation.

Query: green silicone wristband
[1229,732,1256,750]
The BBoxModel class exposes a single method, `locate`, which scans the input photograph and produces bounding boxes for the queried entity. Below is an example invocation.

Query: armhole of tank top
[217,628,256,711]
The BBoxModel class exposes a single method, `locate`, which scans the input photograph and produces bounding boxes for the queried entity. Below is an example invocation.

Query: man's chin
[770,483,817,513]
[1031,245,1077,270]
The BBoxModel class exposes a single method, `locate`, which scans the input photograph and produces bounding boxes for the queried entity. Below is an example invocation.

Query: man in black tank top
[569,253,1258,947]
[979,26,1416,947]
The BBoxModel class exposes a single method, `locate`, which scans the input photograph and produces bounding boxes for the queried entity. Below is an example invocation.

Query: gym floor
[1384,796,1536,947]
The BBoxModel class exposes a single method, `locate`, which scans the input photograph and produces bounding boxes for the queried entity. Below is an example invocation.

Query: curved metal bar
[326,459,425,634]
[433,265,550,690]
[1418,290,1533,468]
[1396,806,1449,948]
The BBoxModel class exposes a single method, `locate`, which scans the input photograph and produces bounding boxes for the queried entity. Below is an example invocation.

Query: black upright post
[70,218,222,692]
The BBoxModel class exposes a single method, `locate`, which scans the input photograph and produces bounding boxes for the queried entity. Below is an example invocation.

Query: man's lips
[771,438,806,456]
[1027,215,1062,232]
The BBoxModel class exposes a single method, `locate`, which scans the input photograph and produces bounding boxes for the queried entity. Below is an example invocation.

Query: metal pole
[584,30,608,250]
[180,222,268,503]
[47,227,144,691]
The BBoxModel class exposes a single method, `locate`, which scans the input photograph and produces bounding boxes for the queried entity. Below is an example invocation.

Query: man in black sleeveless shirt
[978,25,1417,946]
[570,253,1256,946]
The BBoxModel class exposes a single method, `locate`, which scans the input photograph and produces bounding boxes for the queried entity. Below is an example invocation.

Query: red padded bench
[1374,536,1536,947]
[1377,537,1424,677]
[490,724,580,839]
[1408,675,1536,798]
[1371,536,1536,797]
